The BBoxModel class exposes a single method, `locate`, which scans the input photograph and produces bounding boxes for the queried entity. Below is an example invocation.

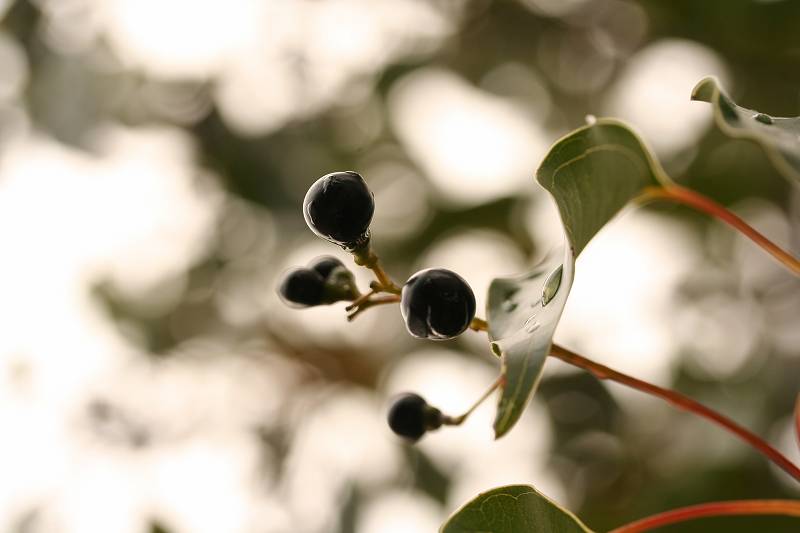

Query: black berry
[278,268,326,307]
[308,255,346,279]
[387,392,442,441]
[303,171,374,248]
[400,268,476,340]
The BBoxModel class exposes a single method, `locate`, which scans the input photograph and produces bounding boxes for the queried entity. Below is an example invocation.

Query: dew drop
[753,113,773,125]
[523,315,540,333]
[541,265,563,306]
[585,114,597,125]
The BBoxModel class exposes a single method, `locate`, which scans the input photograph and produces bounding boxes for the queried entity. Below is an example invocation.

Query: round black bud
[400,268,476,340]
[277,268,325,308]
[387,392,442,441]
[303,171,374,248]
[308,255,347,280]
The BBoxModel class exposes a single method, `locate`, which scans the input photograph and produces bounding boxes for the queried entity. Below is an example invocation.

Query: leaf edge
[439,484,596,533]
[691,75,800,183]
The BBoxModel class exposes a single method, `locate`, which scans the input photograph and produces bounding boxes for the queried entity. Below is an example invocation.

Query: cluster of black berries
[278,170,478,442]
[278,255,358,308]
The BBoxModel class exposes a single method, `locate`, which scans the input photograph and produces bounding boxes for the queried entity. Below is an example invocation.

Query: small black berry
[308,255,346,280]
[303,171,375,248]
[387,392,442,441]
[400,268,476,340]
[277,268,325,308]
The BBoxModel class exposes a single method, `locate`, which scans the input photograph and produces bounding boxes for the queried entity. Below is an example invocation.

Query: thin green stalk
[443,375,505,426]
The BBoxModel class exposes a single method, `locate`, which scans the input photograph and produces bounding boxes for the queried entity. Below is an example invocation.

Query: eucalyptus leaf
[440,484,594,533]
[536,118,671,257]
[488,118,668,438]
[692,76,800,183]
[488,246,574,438]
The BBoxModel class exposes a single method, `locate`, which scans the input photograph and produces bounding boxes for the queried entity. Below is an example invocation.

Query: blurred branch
[795,394,800,452]
[262,322,381,388]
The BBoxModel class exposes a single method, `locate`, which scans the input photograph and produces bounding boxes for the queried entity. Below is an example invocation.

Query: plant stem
[378,310,800,480]
[444,375,505,426]
[608,499,800,533]
[345,289,376,311]
[470,317,489,332]
[370,261,402,294]
[638,184,800,276]
[459,319,800,480]
[346,294,401,321]
[351,244,402,294]
[549,343,800,483]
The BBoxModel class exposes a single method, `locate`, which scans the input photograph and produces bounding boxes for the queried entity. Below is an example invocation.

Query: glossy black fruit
[278,256,360,308]
[400,268,476,340]
[308,255,346,279]
[303,171,374,248]
[387,392,442,441]
[278,268,326,307]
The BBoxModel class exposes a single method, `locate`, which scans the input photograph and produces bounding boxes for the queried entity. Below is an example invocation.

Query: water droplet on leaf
[753,113,773,125]
[541,265,563,306]
[523,315,540,333]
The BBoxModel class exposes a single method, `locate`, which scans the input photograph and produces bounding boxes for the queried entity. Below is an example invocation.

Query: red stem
[639,184,800,276]
[609,499,800,533]
[549,343,800,483]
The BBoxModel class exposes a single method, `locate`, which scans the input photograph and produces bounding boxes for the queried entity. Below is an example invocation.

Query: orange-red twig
[639,185,800,276]
[550,343,800,483]
[609,499,800,533]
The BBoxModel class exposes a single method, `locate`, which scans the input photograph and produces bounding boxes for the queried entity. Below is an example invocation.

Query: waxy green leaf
[488,247,573,438]
[440,484,594,533]
[488,119,668,438]
[692,76,800,184]
[536,118,671,257]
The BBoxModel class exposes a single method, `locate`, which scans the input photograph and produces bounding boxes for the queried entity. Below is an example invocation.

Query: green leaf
[440,484,595,533]
[692,76,800,183]
[488,118,669,438]
[488,247,574,438]
[536,118,671,257]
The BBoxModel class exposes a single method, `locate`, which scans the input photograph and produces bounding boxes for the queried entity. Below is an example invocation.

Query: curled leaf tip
[690,75,721,102]
[690,75,800,183]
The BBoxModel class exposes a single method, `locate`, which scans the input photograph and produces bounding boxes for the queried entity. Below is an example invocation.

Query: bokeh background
[0,0,799,531]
